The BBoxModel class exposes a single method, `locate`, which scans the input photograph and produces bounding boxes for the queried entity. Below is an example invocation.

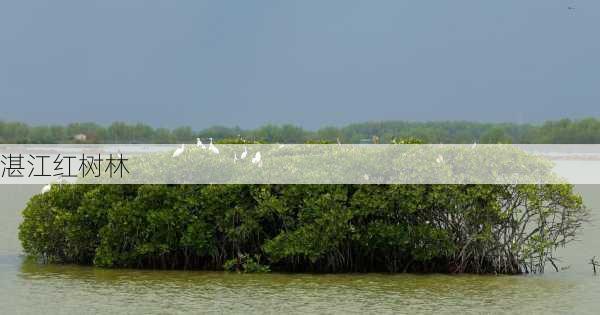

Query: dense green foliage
[14,121,591,274]
[20,183,586,274]
[3,117,600,144]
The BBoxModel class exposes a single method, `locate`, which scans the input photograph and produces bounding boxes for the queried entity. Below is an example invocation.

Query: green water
[1,185,600,314]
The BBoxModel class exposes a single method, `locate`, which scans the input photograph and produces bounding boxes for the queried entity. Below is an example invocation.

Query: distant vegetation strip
[2,117,600,144]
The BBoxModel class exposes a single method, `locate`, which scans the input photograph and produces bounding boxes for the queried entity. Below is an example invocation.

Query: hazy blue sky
[0,1,599,129]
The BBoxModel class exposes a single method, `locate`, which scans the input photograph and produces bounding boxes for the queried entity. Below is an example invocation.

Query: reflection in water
[1,184,600,314]
[3,257,591,314]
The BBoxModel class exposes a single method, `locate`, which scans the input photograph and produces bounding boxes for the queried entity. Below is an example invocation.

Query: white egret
[240,146,248,160]
[41,183,52,194]
[252,151,262,167]
[41,174,66,194]
[197,138,207,149]
[436,154,444,164]
[172,144,185,158]
[208,138,219,155]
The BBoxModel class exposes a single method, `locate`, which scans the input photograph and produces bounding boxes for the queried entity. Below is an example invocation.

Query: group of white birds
[193,137,220,155]
[40,140,477,194]
[171,138,262,167]
[41,139,262,195]
[435,141,477,164]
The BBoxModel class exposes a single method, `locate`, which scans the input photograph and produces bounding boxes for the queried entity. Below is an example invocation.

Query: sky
[0,0,599,130]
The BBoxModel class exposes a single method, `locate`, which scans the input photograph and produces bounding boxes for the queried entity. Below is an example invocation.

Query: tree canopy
[20,183,587,274]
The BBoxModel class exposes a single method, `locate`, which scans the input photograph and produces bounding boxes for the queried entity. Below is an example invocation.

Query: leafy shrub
[19,183,587,274]
[224,254,271,273]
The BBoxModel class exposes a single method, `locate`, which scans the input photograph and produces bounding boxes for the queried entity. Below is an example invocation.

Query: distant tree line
[3,117,600,144]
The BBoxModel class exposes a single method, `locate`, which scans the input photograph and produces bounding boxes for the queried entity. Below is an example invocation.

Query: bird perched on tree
[436,154,444,164]
[252,151,262,167]
[197,138,206,149]
[40,174,64,194]
[41,183,51,194]
[172,144,185,157]
[208,138,219,155]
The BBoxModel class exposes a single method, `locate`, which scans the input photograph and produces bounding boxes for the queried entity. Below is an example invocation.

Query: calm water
[1,185,600,314]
